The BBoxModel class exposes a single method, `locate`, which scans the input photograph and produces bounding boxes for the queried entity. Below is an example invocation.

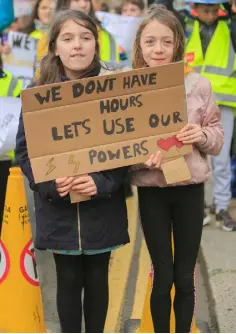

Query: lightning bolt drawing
[68,155,80,173]
[46,158,56,175]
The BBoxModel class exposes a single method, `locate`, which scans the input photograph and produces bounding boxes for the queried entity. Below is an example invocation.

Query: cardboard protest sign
[161,157,191,184]
[3,31,37,88]
[21,61,192,184]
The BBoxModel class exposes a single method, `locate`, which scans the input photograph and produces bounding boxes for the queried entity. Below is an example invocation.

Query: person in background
[122,0,145,17]
[0,0,55,60]
[20,0,55,40]
[131,4,223,332]
[0,16,30,56]
[101,2,110,12]
[154,0,185,27]
[16,9,129,332]
[0,54,22,234]
[92,0,102,11]
[35,0,120,78]
[7,15,30,32]
[184,0,236,231]
[0,55,22,97]
[110,5,122,14]
[0,35,11,56]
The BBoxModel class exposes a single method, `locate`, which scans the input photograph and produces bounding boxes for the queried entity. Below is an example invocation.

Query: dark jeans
[53,252,111,333]
[138,183,204,333]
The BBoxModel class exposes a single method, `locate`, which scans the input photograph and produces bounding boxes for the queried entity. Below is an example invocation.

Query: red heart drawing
[157,136,183,151]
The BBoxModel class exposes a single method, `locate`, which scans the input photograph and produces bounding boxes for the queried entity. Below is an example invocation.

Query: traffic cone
[0,167,46,333]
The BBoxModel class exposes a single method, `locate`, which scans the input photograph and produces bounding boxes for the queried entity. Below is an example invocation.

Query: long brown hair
[133,4,185,69]
[37,9,101,85]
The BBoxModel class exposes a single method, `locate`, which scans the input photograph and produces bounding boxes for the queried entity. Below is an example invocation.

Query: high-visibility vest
[35,27,120,78]
[0,70,22,162]
[185,19,236,108]
[97,27,120,63]
[30,29,43,40]
[35,32,47,79]
[0,70,22,97]
[185,8,228,37]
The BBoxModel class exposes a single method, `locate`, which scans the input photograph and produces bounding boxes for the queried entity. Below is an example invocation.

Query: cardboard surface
[69,191,91,203]
[29,131,191,183]
[161,156,191,184]
[21,62,192,184]
[22,62,185,113]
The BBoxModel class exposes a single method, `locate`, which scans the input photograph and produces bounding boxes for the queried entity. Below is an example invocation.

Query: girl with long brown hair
[16,9,129,333]
[131,5,223,333]
[35,0,120,79]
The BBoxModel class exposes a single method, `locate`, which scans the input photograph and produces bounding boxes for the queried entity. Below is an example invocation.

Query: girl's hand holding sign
[71,175,97,196]
[56,175,97,197]
[55,176,74,197]
[144,151,163,169]
[177,123,207,145]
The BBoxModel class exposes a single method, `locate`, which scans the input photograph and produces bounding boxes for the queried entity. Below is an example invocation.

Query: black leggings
[138,184,204,333]
[53,252,111,333]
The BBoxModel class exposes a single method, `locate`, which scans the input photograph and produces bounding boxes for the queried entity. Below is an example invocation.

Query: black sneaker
[216,210,236,232]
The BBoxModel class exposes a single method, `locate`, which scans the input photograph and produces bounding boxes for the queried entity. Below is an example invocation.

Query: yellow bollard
[0,167,46,333]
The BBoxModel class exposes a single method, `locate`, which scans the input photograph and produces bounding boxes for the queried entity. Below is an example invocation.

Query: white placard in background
[0,97,22,155]
[3,31,36,88]
[96,11,142,62]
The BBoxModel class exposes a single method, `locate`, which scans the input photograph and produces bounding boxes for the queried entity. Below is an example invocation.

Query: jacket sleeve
[15,111,68,203]
[89,167,128,199]
[196,78,224,156]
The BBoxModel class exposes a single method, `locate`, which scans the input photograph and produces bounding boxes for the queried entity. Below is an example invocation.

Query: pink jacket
[131,72,224,187]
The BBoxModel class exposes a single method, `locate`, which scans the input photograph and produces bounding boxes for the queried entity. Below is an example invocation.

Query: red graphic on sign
[157,136,183,151]
[20,240,39,286]
[186,52,195,63]
[0,240,10,284]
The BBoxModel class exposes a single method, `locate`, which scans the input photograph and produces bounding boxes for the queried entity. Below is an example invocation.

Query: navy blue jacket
[16,106,130,251]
